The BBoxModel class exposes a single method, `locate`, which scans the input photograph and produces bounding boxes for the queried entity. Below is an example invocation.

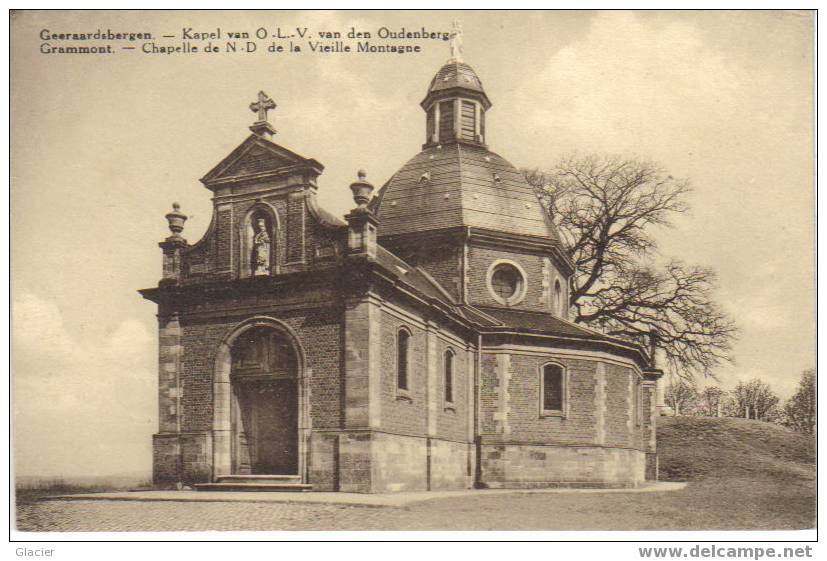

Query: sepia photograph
[9,8,816,542]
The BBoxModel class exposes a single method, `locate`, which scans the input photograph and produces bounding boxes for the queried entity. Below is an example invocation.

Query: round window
[487,262,526,304]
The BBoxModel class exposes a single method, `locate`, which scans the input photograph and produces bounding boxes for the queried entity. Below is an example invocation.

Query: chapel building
[141,44,663,492]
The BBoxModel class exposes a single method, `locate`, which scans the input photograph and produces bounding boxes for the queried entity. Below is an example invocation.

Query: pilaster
[494,353,511,437]
[343,295,383,429]
[157,312,182,433]
[642,368,663,480]
[594,362,607,446]
[425,321,439,437]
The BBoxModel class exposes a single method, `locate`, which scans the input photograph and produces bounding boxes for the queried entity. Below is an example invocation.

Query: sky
[11,10,814,478]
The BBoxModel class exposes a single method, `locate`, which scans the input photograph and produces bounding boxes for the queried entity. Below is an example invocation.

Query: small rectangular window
[542,364,564,413]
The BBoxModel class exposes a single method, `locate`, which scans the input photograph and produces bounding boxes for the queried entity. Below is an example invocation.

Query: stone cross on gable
[250,91,276,123]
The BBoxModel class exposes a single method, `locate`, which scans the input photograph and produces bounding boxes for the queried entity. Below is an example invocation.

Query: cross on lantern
[250,91,276,123]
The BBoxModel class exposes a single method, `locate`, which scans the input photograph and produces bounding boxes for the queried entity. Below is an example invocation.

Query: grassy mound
[657,416,815,482]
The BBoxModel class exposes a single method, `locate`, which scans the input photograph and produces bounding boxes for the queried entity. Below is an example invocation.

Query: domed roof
[373,143,559,242]
[421,61,492,110]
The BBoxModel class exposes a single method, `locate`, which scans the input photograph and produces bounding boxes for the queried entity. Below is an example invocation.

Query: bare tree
[728,379,780,422]
[664,376,697,416]
[525,155,736,380]
[696,385,725,417]
[782,368,816,434]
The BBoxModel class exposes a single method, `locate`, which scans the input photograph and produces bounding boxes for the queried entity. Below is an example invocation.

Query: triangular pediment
[201,135,323,186]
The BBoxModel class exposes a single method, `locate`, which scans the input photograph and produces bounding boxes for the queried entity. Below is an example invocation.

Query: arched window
[397,329,410,391]
[554,279,563,316]
[541,363,566,415]
[444,349,455,404]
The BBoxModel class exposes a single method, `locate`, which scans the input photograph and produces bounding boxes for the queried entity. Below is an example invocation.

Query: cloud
[516,12,740,156]
[13,293,156,478]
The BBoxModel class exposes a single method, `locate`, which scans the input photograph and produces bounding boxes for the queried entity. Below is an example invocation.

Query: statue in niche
[251,217,271,276]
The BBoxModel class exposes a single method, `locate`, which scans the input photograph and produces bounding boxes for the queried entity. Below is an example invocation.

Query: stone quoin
[140,28,663,492]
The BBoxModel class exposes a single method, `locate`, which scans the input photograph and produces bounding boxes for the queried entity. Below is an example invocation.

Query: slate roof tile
[375,143,560,242]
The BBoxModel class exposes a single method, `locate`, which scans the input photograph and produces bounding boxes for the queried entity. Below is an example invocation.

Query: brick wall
[506,355,598,445]
[604,363,633,448]
[379,311,428,436]
[286,191,305,264]
[180,321,231,432]
[479,352,501,435]
[415,243,462,301]
[181,215,217,280]
[180,186,345,283]
[153,292,344,485]
[467,245,563,313]
[216,207,233,272]
[375,307,472,441]
[280,306,343,430]
[177,303,343,429]
[480,351,646,452]
[435,338,469,443]
[480,353,598,445]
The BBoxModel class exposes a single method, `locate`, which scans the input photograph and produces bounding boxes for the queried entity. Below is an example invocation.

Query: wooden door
[236,379,298,474]
[231,326,299,475]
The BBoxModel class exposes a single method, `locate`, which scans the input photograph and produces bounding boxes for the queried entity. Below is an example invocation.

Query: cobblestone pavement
[16,500,394,532]
[15,478,816,532]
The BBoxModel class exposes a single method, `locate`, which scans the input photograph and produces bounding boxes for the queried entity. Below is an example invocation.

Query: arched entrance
[212,317,306,480]
[230,327,298,474]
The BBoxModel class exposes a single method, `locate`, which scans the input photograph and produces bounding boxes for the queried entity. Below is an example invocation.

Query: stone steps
[216,474,303,484]
[194,474,312,492]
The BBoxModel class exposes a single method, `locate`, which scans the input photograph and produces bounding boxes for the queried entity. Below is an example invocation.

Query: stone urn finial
[165,202,187,237]
[349,169,374,209]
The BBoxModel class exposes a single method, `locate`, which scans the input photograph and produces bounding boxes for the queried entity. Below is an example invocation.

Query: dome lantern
[420,23,491,149]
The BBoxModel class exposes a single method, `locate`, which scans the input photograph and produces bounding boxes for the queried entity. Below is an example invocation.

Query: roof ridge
[369,176,392,214]
[475,305,650,353]
[460,304,506,326]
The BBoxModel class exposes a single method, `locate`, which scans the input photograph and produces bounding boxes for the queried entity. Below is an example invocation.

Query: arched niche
[238,201,280,278]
